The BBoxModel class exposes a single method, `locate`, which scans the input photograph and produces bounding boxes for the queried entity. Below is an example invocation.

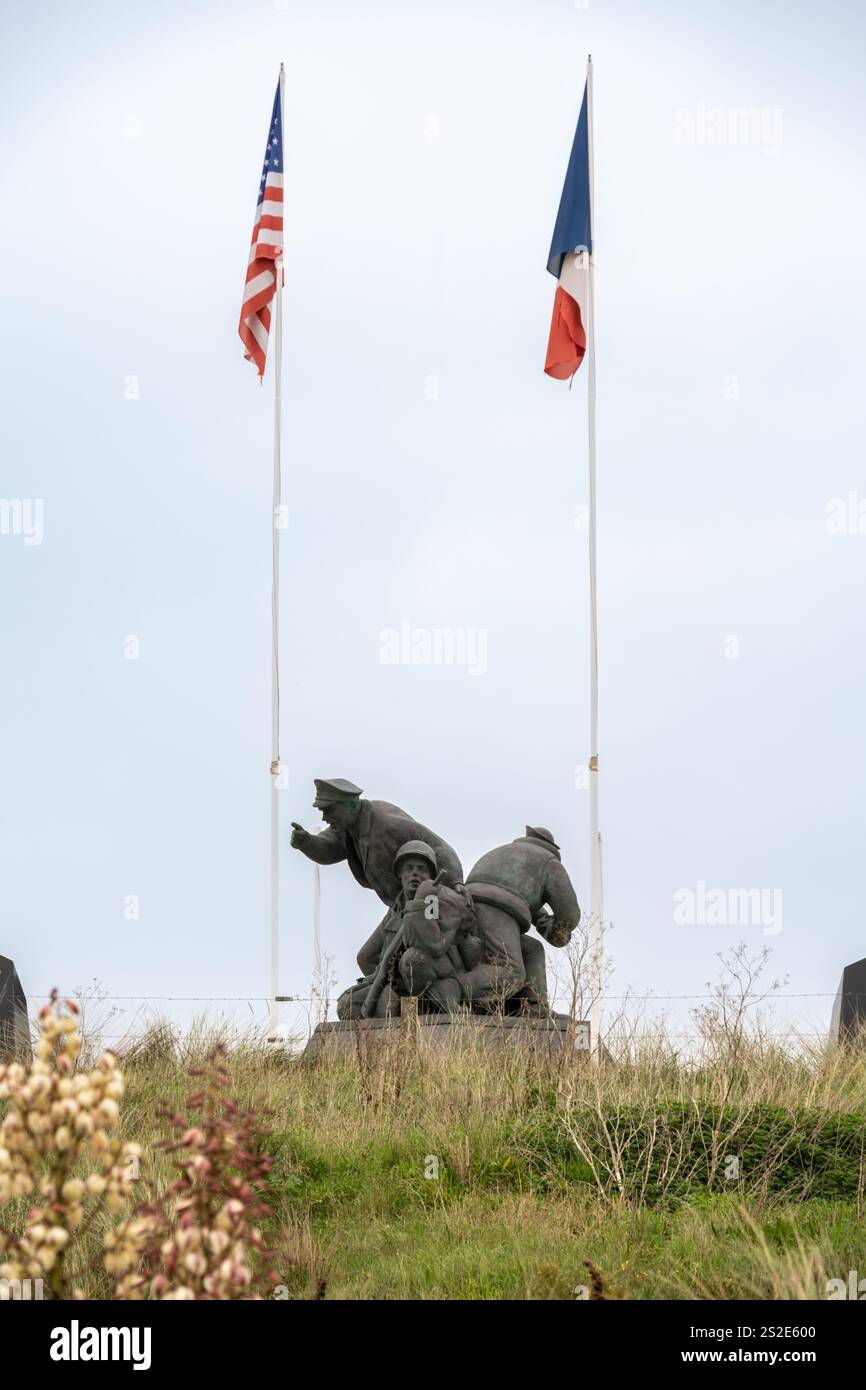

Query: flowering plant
[0,995,279,1300]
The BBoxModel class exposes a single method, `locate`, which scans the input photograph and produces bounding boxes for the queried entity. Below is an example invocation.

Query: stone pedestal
[302,1009,590,1057]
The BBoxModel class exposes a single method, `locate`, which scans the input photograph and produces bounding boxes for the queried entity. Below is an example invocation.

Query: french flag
[544,81,592,381]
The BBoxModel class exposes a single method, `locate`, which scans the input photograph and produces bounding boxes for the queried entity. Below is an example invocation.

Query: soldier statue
[290,778,463,903]
[462,826,580,1013]
[334,840,443,1019]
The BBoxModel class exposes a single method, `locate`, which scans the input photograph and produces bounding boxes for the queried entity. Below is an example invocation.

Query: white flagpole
[269,63,286,1042]
[312,864,322,1025]
[585,54,604,1057]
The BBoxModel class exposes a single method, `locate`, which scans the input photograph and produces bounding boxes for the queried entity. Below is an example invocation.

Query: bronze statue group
[291,779,580,1020]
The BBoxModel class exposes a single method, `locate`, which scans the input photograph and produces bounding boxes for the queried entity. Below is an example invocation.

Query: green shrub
[512,1101,866,1205]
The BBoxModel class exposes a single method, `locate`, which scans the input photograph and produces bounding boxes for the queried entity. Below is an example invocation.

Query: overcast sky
[2,0,865,1046]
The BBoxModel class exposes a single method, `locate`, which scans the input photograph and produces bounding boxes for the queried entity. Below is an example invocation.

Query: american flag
[238,78,284,376]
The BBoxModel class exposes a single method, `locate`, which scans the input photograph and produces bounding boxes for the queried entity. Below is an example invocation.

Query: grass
[34,1016,863,1300]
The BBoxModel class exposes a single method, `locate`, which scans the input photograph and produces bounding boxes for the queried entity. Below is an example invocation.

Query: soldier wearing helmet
[336,840,443,1020]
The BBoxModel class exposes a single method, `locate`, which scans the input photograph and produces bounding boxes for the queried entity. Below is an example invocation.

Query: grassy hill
[62,1021,866,1300]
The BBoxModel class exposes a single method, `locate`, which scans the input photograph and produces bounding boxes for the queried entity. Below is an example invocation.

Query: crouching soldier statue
[462,826,580,1015]
[292,777,463,955]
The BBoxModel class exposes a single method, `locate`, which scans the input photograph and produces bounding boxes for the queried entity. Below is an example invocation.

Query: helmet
[393,840,438,876]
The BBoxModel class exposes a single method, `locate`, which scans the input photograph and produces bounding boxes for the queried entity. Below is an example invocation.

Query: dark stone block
[831,957,866,1043]
[0,955,29,1059]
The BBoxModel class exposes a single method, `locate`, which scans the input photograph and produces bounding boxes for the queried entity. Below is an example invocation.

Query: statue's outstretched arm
[290,824,348,865]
